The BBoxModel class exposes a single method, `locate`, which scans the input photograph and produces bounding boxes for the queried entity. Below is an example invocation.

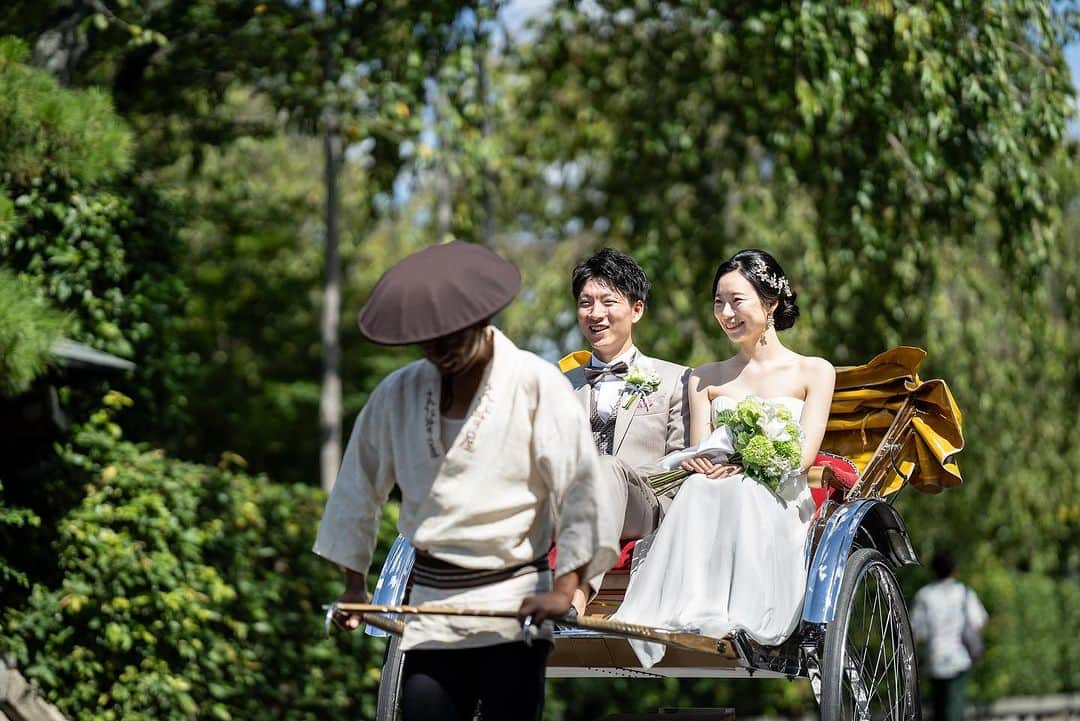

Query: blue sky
[1067,43,1080,131]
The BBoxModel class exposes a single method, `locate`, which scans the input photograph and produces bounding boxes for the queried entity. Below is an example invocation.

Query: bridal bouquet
[715,397,803,490]
[648,396,803,494]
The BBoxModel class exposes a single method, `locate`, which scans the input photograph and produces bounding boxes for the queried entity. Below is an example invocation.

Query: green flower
[776,438,801,465]
[740,435,774,469]
[712,396,803,491]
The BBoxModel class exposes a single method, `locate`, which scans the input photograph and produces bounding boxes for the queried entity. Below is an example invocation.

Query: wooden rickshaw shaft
[335,603,727,655]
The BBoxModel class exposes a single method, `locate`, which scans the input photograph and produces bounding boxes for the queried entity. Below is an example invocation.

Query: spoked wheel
[821,548,920,721]
[375,633,405,721]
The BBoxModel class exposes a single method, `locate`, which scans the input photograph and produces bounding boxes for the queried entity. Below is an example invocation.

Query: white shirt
[589,346,638,422]
[313,328,620,650]
[440,415,467,448]
[911,578,989,678]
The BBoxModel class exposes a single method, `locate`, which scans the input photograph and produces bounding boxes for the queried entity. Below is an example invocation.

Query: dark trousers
[401,641,552,721]
[930,669,971,721]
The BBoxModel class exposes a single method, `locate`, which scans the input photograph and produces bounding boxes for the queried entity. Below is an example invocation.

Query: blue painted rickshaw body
[801,498,919,625]
[364,534,416,637]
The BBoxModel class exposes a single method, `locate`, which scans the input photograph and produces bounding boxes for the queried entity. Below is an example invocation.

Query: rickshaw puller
[313,241,619,721]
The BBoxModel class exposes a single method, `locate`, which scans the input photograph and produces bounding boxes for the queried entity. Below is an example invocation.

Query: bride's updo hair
[711,249,800,330]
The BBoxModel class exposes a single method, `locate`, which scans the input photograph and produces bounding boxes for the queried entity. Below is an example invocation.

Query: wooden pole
[333,603,727,656]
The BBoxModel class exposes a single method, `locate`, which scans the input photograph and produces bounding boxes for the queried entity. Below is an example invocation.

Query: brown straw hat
[357,241,522,345]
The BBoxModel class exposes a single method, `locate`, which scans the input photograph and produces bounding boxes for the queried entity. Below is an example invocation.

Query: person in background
[314,241,618,721]
[911,549,989,721]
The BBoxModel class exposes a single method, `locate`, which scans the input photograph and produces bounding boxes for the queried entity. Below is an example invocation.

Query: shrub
[0,270,69,396]
[967,565,1072,700]
[0,34,191,439]
[3,397,396,721]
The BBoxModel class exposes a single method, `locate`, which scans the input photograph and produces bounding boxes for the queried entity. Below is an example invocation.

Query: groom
[561,249,690,601]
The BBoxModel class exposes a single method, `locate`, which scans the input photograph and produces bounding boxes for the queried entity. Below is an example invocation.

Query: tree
[0,271,69,397]
[2,2,496,489]
[250,0,487,489]
[0,35,189,438]
[508,0,1076,363]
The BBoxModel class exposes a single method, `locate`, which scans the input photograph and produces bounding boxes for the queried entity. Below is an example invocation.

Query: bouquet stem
[647,468,690,496]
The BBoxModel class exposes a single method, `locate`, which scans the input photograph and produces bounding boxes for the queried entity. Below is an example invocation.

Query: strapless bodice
[711,395,805,418]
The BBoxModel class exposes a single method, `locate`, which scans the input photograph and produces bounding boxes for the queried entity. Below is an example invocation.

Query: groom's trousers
[587,456,664,593]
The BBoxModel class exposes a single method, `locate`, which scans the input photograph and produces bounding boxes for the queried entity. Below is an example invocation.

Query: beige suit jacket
[564,351,691,472]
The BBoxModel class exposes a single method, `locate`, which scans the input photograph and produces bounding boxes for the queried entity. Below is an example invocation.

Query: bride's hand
[681,455,741,478]
[707,463,742,479]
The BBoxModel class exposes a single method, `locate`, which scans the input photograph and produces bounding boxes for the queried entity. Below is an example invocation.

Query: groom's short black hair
[571,248,650,306]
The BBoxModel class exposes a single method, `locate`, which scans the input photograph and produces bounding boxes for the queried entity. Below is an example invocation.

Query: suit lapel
[613,353,649,455]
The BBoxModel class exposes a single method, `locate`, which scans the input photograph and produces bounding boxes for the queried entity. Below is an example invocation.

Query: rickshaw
[358,347,964,721]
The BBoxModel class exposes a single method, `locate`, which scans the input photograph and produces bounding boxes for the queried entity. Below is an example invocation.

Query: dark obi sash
[412,551,551,590]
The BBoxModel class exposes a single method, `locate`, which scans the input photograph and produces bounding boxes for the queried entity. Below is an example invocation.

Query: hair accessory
[748,258,792,298]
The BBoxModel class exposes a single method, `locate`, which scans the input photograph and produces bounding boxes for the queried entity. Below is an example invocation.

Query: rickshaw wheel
[376,633,405,721]
[821,548,921,721]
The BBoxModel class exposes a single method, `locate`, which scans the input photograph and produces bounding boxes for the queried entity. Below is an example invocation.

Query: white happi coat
[314,327,619,650]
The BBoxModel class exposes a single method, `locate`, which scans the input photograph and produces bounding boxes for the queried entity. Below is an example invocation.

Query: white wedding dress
[610,396,817,668]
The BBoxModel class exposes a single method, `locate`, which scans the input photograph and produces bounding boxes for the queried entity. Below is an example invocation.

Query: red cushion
[815,451,859,488]
[811,451,859,506]
[549,539,640,573]
[612,539,639,572]
[810,487,832,507]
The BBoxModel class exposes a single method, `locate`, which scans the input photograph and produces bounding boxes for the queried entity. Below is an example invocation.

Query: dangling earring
[760,315,774,346]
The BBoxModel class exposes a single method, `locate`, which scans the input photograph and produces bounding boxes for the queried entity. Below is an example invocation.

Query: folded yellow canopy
[826,346,963,495]
[558,346,964,495]
[558,350,593,373]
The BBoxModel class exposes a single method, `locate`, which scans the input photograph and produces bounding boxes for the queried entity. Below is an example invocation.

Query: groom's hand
[681,455,741,479]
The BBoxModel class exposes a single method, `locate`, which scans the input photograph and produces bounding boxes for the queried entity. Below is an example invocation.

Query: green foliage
[0,36,132,185]
[506,0,1075,362]
[152,128,422,483]
[902,143,1080,580]
[970,568,1066,698]
[0,42,191,435]
[3,396,398,721]
[0,480,40,588]
[1,173,191,434]
[0,270,70,395]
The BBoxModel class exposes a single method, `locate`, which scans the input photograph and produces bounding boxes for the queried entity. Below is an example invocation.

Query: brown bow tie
[584,361,629,386]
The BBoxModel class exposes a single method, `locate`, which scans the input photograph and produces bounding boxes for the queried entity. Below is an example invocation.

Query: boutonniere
[622,364,662,410]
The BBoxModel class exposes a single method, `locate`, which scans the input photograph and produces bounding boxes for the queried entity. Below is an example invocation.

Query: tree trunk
[318,108,343,492]
[477,48,494,246]
[31,4,90,84]
[435,87,454,241]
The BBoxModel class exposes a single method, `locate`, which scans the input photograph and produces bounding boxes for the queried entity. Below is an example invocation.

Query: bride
[610,249,835,668]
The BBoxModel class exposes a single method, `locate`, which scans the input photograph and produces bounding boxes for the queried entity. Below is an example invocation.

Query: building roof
[51,339,135,372]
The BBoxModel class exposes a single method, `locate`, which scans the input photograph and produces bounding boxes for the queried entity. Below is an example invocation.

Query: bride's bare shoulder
[796,354,836,384]
[797,354,835,372]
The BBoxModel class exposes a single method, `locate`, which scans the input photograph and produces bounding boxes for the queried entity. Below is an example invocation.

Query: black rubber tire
[821,548,921,721]
[375,633,405,721]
